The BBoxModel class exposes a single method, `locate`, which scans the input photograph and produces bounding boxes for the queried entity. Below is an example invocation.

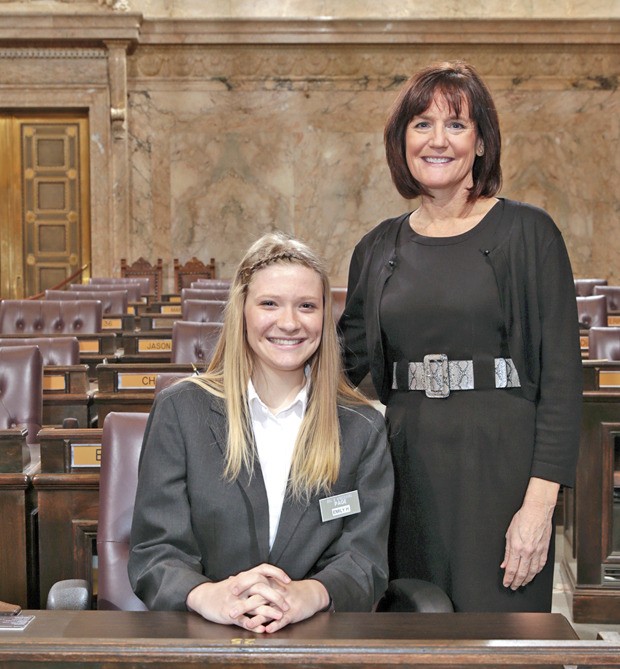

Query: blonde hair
[190,231,368,501]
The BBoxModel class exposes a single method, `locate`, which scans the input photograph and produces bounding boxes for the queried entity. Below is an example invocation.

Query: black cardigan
[339,198,582,487]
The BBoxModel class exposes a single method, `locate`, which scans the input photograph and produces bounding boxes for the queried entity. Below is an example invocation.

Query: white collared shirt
[248,380,308,550]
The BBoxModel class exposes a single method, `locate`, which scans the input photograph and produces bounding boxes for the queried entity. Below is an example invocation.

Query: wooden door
[0,113,91,299]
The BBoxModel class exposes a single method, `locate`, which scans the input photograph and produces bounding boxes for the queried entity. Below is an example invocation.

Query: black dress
[380,202,554,612]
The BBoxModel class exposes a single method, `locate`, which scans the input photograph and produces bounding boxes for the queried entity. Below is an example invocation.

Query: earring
[476,145,484,157]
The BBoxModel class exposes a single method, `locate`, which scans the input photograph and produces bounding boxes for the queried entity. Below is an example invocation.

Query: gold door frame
[0,112,91,299]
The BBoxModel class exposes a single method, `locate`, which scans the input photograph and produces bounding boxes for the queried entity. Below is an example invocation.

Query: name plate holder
[599,370,620,389]
[71,443,102,468]
[160,304,182,315]
[137,338,172,353]
[75,333,117,357]
[102,317,123,331]
[117,373,159,390]
[95,362,199,395]
[38,427,104,473]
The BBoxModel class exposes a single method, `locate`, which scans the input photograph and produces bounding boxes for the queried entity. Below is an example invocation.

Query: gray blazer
[128,381,393,612]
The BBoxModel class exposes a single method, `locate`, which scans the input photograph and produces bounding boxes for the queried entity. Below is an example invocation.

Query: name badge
[319,490,361,522]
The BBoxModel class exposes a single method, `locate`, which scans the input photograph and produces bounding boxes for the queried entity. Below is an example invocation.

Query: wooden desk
[2,611,617,668]
[562,362,620,624]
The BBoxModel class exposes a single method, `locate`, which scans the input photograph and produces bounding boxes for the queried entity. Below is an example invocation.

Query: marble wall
[0,9,618,289]
[127,26,620,286]
[1,0,618,19]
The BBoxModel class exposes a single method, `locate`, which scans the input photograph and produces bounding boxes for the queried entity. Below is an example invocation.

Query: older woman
[339,61,582,612]
[129,232,393,632]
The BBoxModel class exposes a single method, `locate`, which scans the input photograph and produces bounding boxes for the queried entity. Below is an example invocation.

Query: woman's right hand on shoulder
[186,564,292,633]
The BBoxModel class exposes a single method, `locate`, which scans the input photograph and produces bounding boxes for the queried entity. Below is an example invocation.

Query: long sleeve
[529,233,582,486]
[309,406,394,611]
[128,390,212,610]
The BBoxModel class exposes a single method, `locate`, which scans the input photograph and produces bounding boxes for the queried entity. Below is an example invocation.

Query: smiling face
[405,93,482,199]
[244,262,324,386]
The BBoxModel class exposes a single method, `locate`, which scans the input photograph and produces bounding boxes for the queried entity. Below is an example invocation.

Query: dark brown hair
[384,60,502,202]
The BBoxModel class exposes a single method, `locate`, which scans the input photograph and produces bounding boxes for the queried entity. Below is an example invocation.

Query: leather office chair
[182,299,226,323]
[45,290,128,316]
[0,344,43,448]
[588,327,620,361]
[0,299,103,335]
[171,321,223,365]
[71,283,142,304]
[90,277,150,299]
[576,295,607,329]
[0,336,79,366]
[593,285,620,313]
[181,287,230,302]
[47,412,149,611]
[47,409,452,613]
[191,279,231,290]
[574,278,607,296]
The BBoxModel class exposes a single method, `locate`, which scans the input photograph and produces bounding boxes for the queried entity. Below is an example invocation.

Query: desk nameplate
[580,335,589,350]
[599,370,620,389]
[78,339,100,354]
[71,443,102,468]
[161,304,181,315]
[102,318,123,330]
[43,374,67,392]
[117,373,158,390]
[609,315,620,326]
[137,338,172,353]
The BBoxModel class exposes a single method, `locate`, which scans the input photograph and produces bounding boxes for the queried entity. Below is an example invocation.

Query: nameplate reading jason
[137,339,172,353]
[319,490,361,522]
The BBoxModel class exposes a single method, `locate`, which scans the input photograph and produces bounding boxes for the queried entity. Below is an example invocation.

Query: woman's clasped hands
[186,563,330,634]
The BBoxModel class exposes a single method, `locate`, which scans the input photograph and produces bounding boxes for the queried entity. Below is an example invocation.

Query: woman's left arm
[502,230,582,589]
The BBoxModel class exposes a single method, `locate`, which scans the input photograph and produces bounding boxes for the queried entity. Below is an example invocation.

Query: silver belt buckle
[423,353,450,398]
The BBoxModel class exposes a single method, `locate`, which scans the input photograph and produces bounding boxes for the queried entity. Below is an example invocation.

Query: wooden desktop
[0,611,619,668]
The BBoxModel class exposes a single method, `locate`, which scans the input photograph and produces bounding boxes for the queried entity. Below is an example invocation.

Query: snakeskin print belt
[392,354,521,398]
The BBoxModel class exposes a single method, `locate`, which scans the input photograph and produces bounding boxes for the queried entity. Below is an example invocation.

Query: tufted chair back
[45,290,128,315]
[576,295,607,329]
[90,277,150,298]
[0,336,79,366]
[593,285,620,313]
[574,278,607,297]
[72,282,142,303]
[181,287,230,302]
[171,320,223,365]
[97,412,149,611]
[191,279,231,290]
[181,299,226,324]
[0,300,102,335]
[588,327,620,361]
[0,345,43,446]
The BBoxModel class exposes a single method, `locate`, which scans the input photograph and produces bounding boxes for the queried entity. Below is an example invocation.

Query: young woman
[129,232,393,633]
